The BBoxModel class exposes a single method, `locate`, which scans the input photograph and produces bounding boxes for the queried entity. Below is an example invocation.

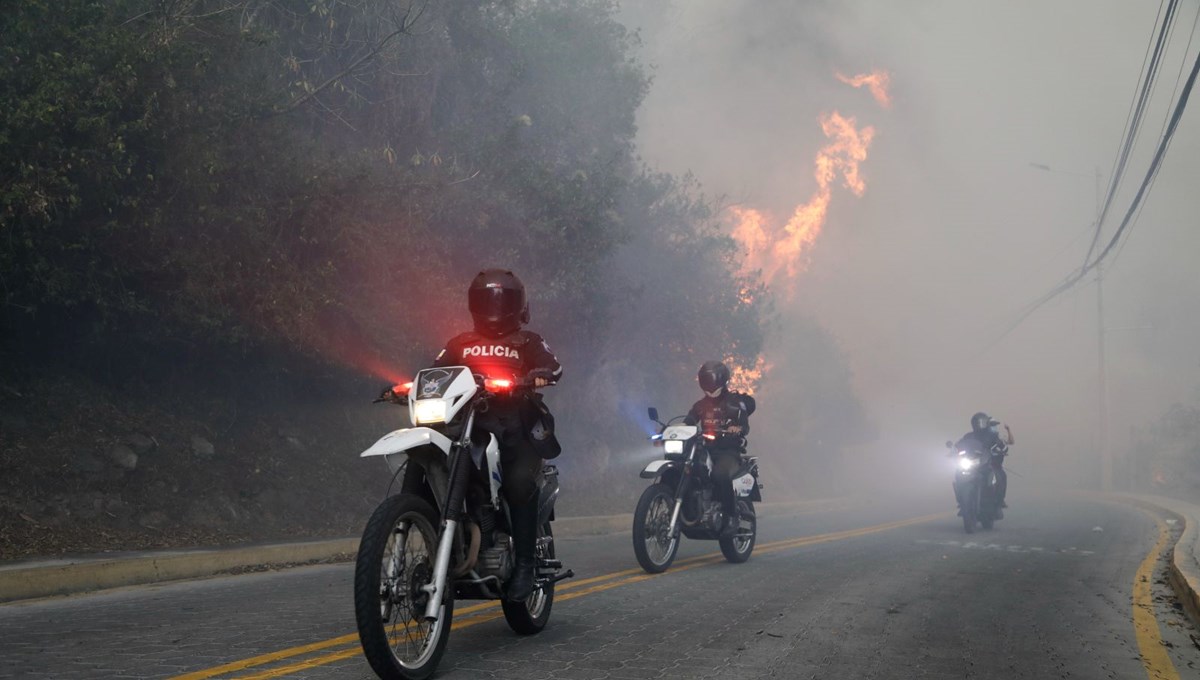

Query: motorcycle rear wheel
[355,494,453,680]
[633,483,679,573]
[719,500,756,563]
[502,522,556,635]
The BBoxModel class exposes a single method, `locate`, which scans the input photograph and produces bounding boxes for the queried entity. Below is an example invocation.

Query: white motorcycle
[632,407,762,573]
[353,366,571,680]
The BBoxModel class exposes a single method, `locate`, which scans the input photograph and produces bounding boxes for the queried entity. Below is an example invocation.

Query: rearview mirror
[945,440,954,449]
[648,407,659,423]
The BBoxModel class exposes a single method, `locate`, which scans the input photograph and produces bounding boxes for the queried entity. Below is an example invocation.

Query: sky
[620,0,1200,488]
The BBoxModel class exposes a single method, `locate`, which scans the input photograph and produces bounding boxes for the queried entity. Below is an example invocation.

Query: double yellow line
[173,512,943,680]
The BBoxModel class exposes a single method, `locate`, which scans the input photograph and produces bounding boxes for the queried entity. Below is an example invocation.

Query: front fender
[641,459,682,479]
[360,427,452,474]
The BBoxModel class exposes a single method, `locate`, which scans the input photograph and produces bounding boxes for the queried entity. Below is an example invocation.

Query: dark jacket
[685,390,756,449]
[956,430,1008,462]
[433,330,562,383]
[433,329,563,458]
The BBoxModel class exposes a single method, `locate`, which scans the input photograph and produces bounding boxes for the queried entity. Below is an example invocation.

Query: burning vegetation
[724,70,891,393]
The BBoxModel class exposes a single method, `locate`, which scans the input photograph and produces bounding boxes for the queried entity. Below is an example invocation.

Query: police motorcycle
[632,407,762,573]
[354,366,572,680]
[946,438,1001,534]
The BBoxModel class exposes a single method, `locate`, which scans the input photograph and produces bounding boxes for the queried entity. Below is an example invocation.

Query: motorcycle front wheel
[961,483,979,534]
[632,483,680,573]
[502,522,555,635]
[719,500,756,563]
[354,494,453,680]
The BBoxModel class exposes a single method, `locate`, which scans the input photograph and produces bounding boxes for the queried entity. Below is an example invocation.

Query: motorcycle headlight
[413,398,448,424]
[664,440,684,454]
[958,457,978,471]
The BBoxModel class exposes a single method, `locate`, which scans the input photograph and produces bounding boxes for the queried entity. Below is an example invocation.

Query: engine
[477,545,511,580]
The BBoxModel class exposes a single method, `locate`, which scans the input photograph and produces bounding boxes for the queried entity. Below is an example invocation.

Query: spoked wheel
[502,522,556,635]
[719,500,757,563]
[632,483,679,573]
[355,495,453,680]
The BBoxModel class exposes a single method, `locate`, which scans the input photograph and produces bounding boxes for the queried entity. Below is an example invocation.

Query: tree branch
[269,0,429,116]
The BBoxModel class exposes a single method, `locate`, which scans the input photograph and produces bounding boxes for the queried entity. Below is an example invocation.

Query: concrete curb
[1107,492,1200,627]
[0,497,844,604]
[0,538,359,605]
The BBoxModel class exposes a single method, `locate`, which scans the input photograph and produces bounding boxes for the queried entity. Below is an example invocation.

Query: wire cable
[985,43,1200,350]
[1083,0,1180,266]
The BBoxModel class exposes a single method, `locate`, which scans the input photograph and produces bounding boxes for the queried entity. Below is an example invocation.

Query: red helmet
[468,269,529,338]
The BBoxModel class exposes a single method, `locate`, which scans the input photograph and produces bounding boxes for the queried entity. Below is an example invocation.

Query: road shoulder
[0,497,847,604]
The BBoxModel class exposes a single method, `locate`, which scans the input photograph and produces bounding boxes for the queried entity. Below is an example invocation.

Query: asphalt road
[2,490,1198,679]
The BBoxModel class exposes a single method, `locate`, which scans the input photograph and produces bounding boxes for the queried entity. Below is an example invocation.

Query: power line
[1108,7,1200,274]
[1089,46,1200,268]
[987,39,1200,349]
[1154,3,1200,146]
[1083,0,1180,267]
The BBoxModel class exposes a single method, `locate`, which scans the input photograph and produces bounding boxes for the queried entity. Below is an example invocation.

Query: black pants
[477,401,542,509]
[708,448,742,517]
[993,462,1007,505]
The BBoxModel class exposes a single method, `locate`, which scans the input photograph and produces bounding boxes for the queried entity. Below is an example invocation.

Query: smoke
[728,89,885,285]
[622,0,1200,496]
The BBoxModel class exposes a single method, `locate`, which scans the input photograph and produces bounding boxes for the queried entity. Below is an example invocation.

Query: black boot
[506,501,538,602]
[719,504,739,538]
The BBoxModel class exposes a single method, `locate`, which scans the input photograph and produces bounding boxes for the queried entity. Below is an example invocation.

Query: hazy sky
[621,0,1200,481]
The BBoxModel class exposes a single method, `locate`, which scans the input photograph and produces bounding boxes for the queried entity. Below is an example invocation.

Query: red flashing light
[703,433,716,440]
[485,378,514,392]
[392,382,413,395]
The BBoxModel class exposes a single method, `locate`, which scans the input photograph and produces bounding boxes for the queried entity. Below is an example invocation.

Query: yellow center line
[230,611,511,680]
[1132,514,1182,680]
[175,512,943,680]
[173,548,755,679]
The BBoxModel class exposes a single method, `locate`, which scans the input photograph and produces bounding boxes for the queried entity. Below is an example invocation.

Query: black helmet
[698,360,731,396]
[970,411,998,433]
[468,269,529,338]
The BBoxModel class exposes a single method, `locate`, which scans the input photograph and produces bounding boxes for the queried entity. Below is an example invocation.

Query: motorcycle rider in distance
[684,360,756,538]
[954,412,1014,518]
[431,268,562,602]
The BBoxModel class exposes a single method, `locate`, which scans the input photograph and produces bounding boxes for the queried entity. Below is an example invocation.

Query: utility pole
[1097,262,1110,491]
[1093,166,1112,492]
[1031,162,1111,490]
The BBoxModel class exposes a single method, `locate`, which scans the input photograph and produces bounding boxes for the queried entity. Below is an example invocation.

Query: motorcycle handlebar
[373,370,558,403]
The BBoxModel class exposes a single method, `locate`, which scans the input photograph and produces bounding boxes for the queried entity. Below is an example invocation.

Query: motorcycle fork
[667,461,693,539]
[422,408,475,621]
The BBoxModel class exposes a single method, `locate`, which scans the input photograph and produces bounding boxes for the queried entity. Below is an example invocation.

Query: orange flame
[727,355,769,395]
[725,71,889,395]
[730,111,876,282]
[836,70,892,109]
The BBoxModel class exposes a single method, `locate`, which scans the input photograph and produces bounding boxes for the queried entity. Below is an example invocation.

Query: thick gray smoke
[621,0,1200,494]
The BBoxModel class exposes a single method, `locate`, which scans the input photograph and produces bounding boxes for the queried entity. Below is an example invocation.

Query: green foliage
[0,0,865,476]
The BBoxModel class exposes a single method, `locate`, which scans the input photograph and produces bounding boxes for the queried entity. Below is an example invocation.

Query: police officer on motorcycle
[955,411,1014,518]
[684,360,756,537]
[432,269,562,601]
